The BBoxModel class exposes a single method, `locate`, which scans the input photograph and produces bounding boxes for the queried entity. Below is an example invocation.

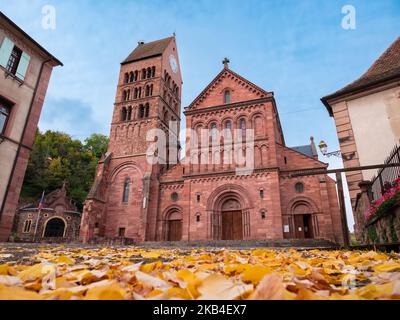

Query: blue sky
[1,0,400,229]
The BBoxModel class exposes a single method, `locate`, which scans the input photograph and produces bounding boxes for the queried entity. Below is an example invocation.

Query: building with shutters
[80,36,345,244]
[0,12,63,241]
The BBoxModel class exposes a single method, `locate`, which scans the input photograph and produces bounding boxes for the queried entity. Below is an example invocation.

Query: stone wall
[12,208,81,243]
[363,206,400,244]
[355,181,400,244]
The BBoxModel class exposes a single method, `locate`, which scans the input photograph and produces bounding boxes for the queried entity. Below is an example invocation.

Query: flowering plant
[365,177,400,221]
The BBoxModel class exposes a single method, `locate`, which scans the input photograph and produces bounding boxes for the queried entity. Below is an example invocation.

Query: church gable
[279,145,327,171]
[188,67,272,110]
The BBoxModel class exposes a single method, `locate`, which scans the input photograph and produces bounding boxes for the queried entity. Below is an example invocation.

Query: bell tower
[80,36,182,242]
[109,36,182,166]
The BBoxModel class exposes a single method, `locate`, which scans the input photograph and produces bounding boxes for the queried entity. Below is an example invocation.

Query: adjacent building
[0,12,63,241]
[80,37,344,244]
[12,185,81,242]
[321,36,400,238]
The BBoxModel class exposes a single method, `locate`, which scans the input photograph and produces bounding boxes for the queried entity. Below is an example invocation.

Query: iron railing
[369,143,400,201]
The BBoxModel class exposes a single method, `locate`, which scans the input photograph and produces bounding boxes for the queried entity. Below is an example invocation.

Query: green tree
[21,130,109,210]
[84,133,109,158]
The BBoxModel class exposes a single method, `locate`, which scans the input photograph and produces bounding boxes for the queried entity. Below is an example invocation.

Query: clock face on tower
[169,54,178,73]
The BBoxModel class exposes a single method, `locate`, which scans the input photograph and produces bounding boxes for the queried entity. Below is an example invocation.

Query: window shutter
[0,37,14,68]
[16,52,31,80]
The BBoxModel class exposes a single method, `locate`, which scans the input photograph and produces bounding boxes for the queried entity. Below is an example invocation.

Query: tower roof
[122,36,174,64]
[322,36,400,115]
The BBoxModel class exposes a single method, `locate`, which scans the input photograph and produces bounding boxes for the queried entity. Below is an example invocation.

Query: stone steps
[132,239,340,249]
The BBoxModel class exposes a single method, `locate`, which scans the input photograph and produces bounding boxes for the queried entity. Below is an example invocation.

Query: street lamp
[318,140,343,158]
[318,140,350,246]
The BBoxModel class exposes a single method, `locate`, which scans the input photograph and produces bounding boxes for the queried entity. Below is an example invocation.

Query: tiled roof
[291,145,316,158]
[322,36,400,115]
[122,37,174,64]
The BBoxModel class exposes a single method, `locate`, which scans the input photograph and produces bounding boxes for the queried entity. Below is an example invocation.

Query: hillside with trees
[20,130,108,209]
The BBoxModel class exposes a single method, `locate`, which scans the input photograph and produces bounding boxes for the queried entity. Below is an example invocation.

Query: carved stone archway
[43,217,66,238]
[283,196,320,239]
[206,184,252,240]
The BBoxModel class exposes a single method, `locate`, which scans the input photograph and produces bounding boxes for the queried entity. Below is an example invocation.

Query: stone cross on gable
[222,57,230,69]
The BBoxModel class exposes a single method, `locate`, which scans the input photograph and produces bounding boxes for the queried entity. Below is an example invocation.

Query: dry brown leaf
[250,275,285,300]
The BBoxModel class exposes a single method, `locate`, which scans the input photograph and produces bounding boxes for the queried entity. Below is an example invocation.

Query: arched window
[23,219,32,233]
[121,107,127,121]
[224,120,232,139]
[142,68,146,79]
[134,70,139,81]
[122,178,130,203]
[259,189,264,199]
[147,67,152,79]
[196,213,201,222]
[210,122,218,140]
[295,182,304,193]
[224,90,231,103]
[126,89,130,100]
[138,87,142,98]
[151,66,156,78]
[134,88,138,99]
[124,73,129,84]
[261,211,266,220]
[150,84,153,96]
[145,85,150,97]
[240,118,246,138]
[122,90,127,101]
[129,72,134,82]
[139,105,145,119]
[127,106,132,121]
[145,103,150,118]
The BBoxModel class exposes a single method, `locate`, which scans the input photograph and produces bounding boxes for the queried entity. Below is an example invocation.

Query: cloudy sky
[1,0,400,229]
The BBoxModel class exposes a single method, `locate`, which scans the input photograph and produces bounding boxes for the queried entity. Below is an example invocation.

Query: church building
[80,36,344,244]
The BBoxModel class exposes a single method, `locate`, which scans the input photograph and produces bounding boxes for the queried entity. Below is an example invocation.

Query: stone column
[355,180,372,243]
[140,173,152,241]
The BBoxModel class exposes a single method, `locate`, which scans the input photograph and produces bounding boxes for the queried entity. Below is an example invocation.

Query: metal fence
[369,143,400,201]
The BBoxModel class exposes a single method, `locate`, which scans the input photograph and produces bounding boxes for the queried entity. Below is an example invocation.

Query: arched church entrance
[207,185,251,240]
[44,218,66,237]
[292,202,314,239]
[221,199,243,240]
[165,210,182,241]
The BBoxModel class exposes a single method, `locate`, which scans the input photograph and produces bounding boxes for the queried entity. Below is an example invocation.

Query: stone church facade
[80,36,344,244]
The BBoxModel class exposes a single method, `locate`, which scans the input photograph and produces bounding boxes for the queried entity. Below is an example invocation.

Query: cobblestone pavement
[0,239,338,264]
